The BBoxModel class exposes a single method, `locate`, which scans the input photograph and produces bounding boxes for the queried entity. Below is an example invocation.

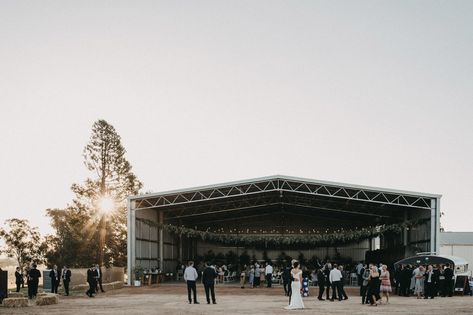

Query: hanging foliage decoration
[136,218,425,248]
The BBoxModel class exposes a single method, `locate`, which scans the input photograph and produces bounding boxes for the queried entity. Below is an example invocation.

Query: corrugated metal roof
[129,174,442,200]
[440,232,473,245]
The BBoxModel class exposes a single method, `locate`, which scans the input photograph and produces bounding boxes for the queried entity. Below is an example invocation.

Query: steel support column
[430,199,438,253]
[159,211,164,271]
[126,199,136,285]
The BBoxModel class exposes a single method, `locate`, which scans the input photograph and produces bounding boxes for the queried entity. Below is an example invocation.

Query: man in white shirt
[265,262,274,288]
[329,264,343,301]
[184,261,199,304]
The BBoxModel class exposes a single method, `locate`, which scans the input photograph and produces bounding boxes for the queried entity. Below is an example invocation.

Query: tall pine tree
[46,120,142,267]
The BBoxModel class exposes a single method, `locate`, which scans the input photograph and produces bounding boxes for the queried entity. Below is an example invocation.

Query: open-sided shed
[127,175,441,284]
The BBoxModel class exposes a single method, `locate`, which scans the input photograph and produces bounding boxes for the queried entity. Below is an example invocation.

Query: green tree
[45,207,99,268]
[0,218,45,268]
[46,119,143,267]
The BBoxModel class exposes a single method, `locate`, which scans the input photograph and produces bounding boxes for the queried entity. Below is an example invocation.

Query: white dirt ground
[1,284,472,315]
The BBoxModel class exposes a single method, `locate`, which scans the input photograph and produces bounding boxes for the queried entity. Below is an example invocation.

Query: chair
[350,273,358,286]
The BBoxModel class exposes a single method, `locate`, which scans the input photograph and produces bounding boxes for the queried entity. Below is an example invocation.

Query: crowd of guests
[180,257,465,311]
[12,263,105,299]
[353,262,457,306]
[393,263,455,298]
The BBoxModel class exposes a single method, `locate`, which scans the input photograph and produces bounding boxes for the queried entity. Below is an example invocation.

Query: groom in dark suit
[202,262,217,304]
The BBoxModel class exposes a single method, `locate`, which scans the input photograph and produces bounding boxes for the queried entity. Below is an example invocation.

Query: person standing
[15,267,23,293]
[324,263,333,300]
[367,265,381,306]
[316,266,325,300]
[393,265,402,295]
[28,263,41,299]
[49,265,59,293]
[380,265,392,304]
[338,265,348,300]
[265,262,273,288]
[254,262,261,287]
[438,265,446,297]
[284,261,305,309]
[356,262,364,286]
[413,265,425,299]
[62,266,71,296]
[86,265,97,297]
[400,265,412,296]
[259,264,266,287]
[329,264,344,302]
[361,265,371,304]
[240,266,247,289]
[95,264,105,293]
[184,261,199,304]
[249,265,255,288]
[443,263,454,297]
[282,264,291,296]
[202,262,217,304]
[424,265,438,299]
[358,264,366,296]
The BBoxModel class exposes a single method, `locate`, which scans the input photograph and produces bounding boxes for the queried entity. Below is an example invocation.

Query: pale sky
[0,0,472,235]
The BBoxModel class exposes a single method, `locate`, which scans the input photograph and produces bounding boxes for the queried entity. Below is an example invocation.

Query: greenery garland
[137,218,424,248]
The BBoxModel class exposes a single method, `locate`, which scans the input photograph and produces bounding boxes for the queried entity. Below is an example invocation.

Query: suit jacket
[202,267,217,285]
[49,269,59,282]
[63,270,71,282]
[87,269,98,283]
[424,270,439,284]
[15,271,23,284]
[29,269,41,283]
[316,269,325,286]
[282,267,291,282]
[323,268,331,285]
[444,267,454,280]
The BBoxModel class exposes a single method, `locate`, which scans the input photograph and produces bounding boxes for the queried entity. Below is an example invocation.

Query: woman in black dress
[367,265,381,306]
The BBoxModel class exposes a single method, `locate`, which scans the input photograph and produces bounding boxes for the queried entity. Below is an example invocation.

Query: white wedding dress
[284,270,305,310]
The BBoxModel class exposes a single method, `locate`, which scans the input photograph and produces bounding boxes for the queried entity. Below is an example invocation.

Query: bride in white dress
[284,261,305,310]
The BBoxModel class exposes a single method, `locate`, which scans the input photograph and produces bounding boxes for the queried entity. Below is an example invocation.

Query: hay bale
[36,294,59,306]
[3,297,29,308]
[36,292,50,297]
[101,283,113,291]
[71,284,89,291]
[7,292,25,298]
[111,281,124,290]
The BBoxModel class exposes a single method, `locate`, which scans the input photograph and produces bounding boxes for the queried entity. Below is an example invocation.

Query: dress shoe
[194,301,200,304]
